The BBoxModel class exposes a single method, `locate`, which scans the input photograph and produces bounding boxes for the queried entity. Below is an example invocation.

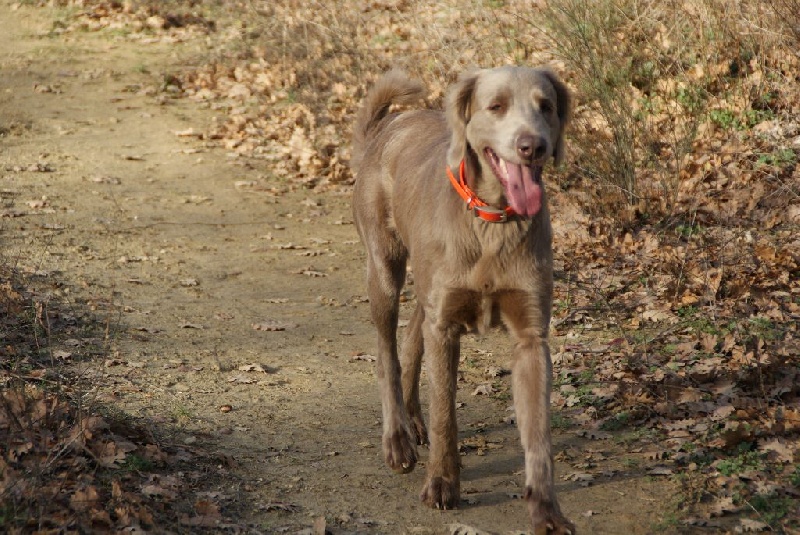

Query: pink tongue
[504,162,542,217]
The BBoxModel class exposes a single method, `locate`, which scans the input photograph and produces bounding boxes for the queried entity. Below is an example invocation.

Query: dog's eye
[488,102,504,113]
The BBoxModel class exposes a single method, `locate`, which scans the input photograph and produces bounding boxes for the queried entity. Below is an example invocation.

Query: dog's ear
[445,70,480,166]
[539,69,571,166]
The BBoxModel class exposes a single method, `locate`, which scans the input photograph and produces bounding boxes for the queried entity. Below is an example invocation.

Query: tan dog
[351,67,573,534]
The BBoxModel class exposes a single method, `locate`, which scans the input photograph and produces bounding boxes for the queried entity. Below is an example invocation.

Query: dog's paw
[420,476,460,510]
[383,429,417,474]
[409,415,429,446]
[526,487,575,535]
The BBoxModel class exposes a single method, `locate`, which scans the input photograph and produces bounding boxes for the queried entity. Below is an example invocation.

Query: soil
[1,4,677,533]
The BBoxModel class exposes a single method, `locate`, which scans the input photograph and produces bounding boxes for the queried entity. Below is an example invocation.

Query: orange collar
[446,160,516,223]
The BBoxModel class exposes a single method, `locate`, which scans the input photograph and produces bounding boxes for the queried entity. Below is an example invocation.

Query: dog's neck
[447,158,516,223]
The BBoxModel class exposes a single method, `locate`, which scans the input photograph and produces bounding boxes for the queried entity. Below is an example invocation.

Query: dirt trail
[1,5,674,533]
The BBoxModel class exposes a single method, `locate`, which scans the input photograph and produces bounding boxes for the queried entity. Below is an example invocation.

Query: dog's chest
[438,287,500,334]
[423,220,545,333]
[439,247,528,334]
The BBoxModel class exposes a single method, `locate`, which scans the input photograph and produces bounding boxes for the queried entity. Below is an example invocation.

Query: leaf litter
[3,0,800,532]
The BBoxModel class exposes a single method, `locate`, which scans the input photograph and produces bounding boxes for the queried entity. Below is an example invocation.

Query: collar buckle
[473,205,508,222]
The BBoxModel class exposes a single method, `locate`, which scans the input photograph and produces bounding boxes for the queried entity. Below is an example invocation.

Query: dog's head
[446,67,571,218]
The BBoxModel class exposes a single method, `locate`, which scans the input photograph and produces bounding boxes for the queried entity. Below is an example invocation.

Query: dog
[351,66,573,534]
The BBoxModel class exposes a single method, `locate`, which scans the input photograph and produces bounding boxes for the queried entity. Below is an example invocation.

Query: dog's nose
[517,134,547,161]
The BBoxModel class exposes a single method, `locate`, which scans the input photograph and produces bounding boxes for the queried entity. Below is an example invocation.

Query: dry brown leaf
[574,429,611,440]
[565,472,595,486]
[313,516,327,535]
[349,353,376,362]
[180,499,222,527]
[238,363,268,373]
[93,440,133,468]
[111,480,123,500]
[647,465,674,476]
[472,384,496,396]
[739,518,770,532]
[758,439,794,463]
[69,485,100,512]
[485,366,509,377]
[709,496,739,517]
[252,320,297,331]
[263,502,300,512]
[227,373,256,384]
[141,483,177,500]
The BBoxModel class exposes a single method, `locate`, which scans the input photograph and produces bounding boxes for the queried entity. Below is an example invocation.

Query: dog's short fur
[351,67,573,533]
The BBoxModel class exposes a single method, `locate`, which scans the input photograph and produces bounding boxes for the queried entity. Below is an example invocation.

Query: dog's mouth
[485,148,543,218]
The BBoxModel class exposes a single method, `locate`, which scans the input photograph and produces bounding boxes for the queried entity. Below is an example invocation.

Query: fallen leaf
[472,384,496,396]
[180,499,221,527]
[141,484,177,500]
[263,502,300,512]
[739,518,770,532]
[313,516,327,535]
[252,320,297,331]
[485,366,509,377]
[449,523,492,535]
[70,485,101,512]
[574,429,611,440]
[758,438,794,463]
[238,363,269,373]
[349,353,376,362]
[647,465,674,476]
[709,496,739,517]
[227,374,256,384]
[565,472,595,486]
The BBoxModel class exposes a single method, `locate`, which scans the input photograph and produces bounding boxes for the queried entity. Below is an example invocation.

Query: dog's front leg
[513,337,574,534]
[419,319,461,510]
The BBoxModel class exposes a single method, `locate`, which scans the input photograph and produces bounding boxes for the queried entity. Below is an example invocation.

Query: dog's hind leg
[401,303,428,445]
[363,232,418,474]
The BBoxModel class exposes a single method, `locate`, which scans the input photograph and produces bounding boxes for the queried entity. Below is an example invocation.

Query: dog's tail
[351,70,425,173]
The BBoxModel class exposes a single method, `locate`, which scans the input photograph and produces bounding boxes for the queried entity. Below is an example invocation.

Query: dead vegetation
[2,0,799,532]
[0,265,236,532]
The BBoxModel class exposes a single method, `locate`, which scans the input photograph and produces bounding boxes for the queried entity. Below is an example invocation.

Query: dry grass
[516,0,795,216]
[183,0,798,221]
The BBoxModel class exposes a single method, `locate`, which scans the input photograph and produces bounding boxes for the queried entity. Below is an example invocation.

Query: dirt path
[1,4,675,533]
